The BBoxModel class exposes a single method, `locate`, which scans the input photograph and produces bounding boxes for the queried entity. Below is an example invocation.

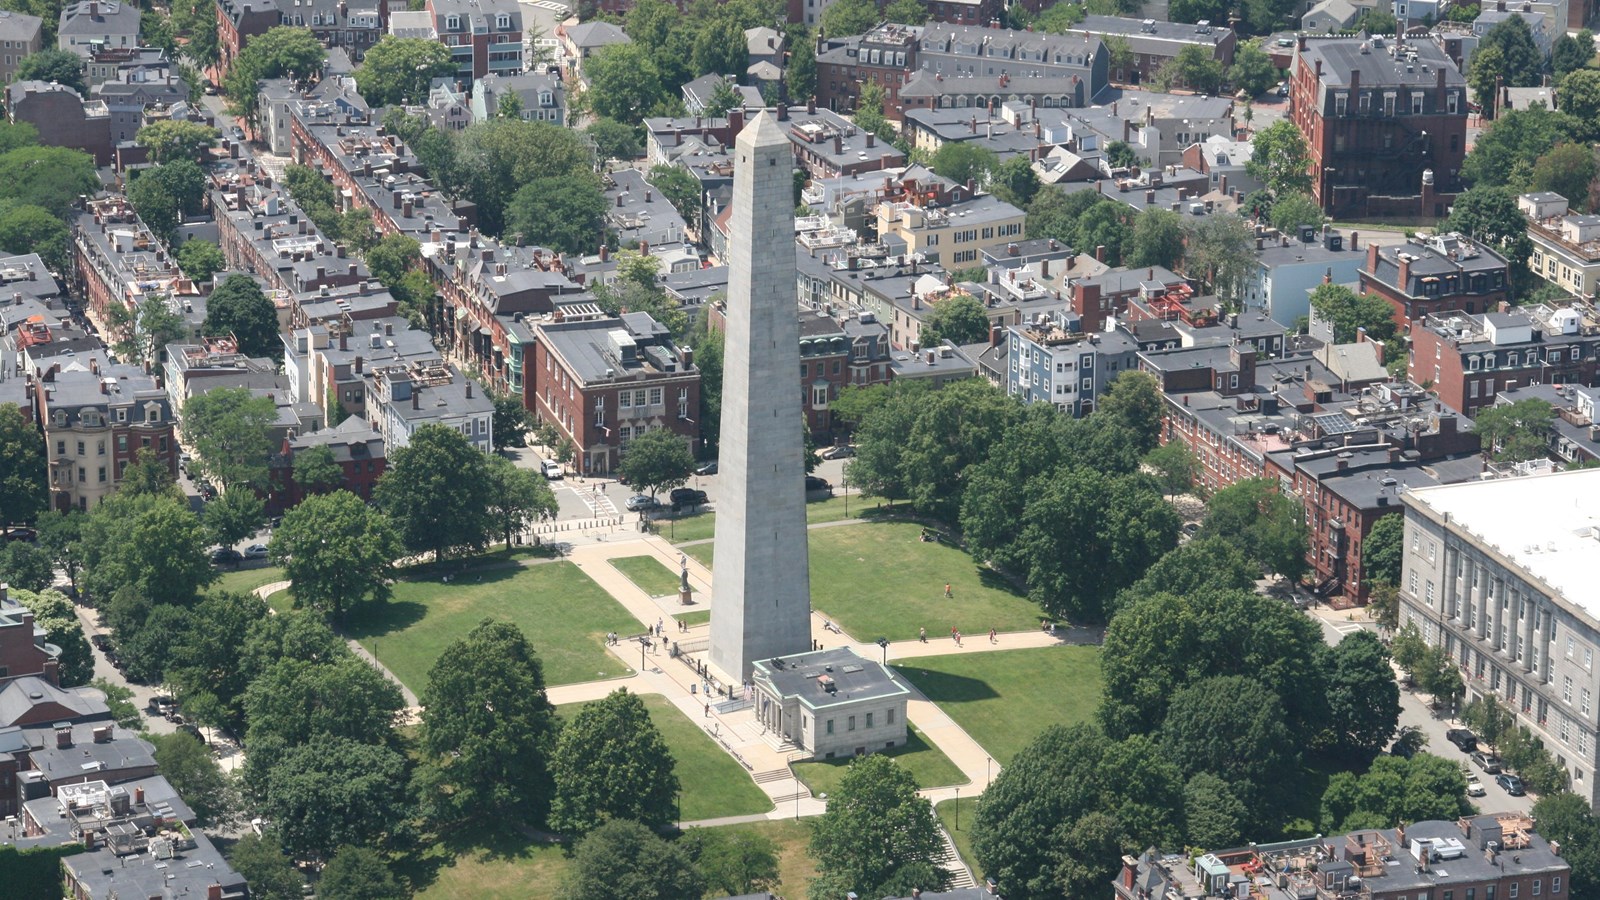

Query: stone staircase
[937,825,976,890]
[753,768,791,785]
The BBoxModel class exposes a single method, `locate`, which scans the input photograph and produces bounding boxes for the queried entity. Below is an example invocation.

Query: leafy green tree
[617,428,694,501]
[1201,477,1308,580]
[124,447,180,499]
[270,490,401,619]
[504,173,607,255]
[1247,120,1313,196]
[1362,513,1405,588]
[453,117,597,234]
[1156,45,1224,93]
[484,455,557,548]
[0,146,99,217]
[883,0,928,23]
[809,754,947,900]
[1080,199,1135,266]
[586,118,644,160]
[150,731,239,825]
[93,677,143,728]
[1532,793,1600,898]
[820,0,877,36]
[1324,630,1401,759]
[701,77,742,118]
[1114,537,1258,616]
[1465,105,1580,189]
[1143,440,1196,499]
[1475,397,1556,461]
[1033,0,1086,31]
[1561,68,1600,141]
[1268,191,1324,234]
[376,423,494,560]
[318,845,407,900]
[582,43,671,125]
[292,444,343,495]
[1533,142,1597,211]
[15,49,86,94]
[851,81,893,142]
[1184,772,1248,849]
[1308,282,1397,344]
[354,36,456,106]
[491,395,531,452]
[0,402,46,528]
[559,819,704,900]
[254,738,409,862]
[844,380,931,503]
[692,15,748,77]
[1553,29,1596,78]
[0,120,36,156]
[182,387,277,489]
[1105,140,1140,169]
[989,155,1040,208]
[1129,207,1185,269]
[930,142,997,186]
[1478,17,1544,89]
[1097,371,1166,455]
[1025,186,1101,244]
[134,120,219,163]
[786,28,817,100]
[202,488,263,549]
[364,233,420,286]
[919,293,989,347]
[0,203,68,271]
[244,651,405,752]
[683,828,780,897]
[224,26,327,125]
[177,239,226,283]
[227,833,305,900]
[164,592,268,733]
[11,588,93,685]
[79,490,214,603]
[1182,212,1257,302]
[416,620,560,825]
[1160,675,1295,822]
[898,378,1020,522]
[1230,42,1278,96]
[34,510,83,591]
[1320,753,1469,832]
[204,274,281,358]
[550,688,679,836]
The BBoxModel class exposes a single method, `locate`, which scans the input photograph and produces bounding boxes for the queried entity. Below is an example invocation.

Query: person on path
[989,626,997,644]
[704,703,710,718]
[919,626,927,643]
[955,630,963,647]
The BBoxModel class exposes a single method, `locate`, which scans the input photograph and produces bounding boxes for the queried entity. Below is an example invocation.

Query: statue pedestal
[680,588,694,606]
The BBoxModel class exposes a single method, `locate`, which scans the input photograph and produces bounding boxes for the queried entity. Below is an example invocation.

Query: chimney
[1399,254,1411,291]
[466,381,473,399]
[93,725,112,743]
[340,332,348,351]
[412,390,420,410]
[645,190,652,203]
[1366,241,1379,273]
[1315,59,1322,77]
[208,885,223,900]
[1121,856,1139,890]
[1095,245,1106,262]
[833,135,842,155]
[599,244,609,262]
[355,355,363,373]
[1356,326,1367,343]
[640,240,649,256]
[615,194,623,208]
[990,325,1003,347]
[316,265,325,281]
[55,726,71,749]
[1041,258,1050,278]
[403,198,414,217]
[867,133,875,148]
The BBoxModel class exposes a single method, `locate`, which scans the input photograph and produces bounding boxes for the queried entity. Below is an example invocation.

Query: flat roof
[1405,469,1600,619]
[754,647,910,710]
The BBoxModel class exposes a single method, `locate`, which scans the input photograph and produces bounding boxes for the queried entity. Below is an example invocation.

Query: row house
[1492,383,1600,466]
[7,81,113,165]
[605,168,692,263]
[32,361,176,511]
[94,67,186,145]
[422,0,524,83]
[1409,304,1600,417]
[275,0,385,62]
[1359,232,1510,333]
[0,10,42,84]
[160,336,322,449]
[211,173,370,297]
[786,104,907,179]
[470,71,565,125]
[366,360,493,453]
[70,196,200,337]
[1079,16,1236,88]
[267,414,387,511]
[1004,307,1141,416]
[0,586,61,692]
[213,0,279,83]
[289,279,398,331]
[86,45,167,88]
[57,0,140,60]
[1069,264,1186,334]
[876,194,1025,269]
[1519,191,1600,300]
[532,312,699,475]
[284,315,439,422]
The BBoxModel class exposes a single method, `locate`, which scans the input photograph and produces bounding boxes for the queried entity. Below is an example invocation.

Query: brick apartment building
[1408,304,1600,417]
[424,0,524,83]
[1360,232,1510,333]
[532,312,700,476]
[0,589,61,690]
[32,362,177,512]
[1290,35,1468,219]
[213,0,281,82]
[1079,15,1236,88]
[6,81,113,165]
[267,415,387,511]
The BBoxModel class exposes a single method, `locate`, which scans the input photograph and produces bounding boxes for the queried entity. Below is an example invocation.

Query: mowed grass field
[895,645,1103,764]
[793,723,966,797]
[344,561,643,692]
[609,555,683,597]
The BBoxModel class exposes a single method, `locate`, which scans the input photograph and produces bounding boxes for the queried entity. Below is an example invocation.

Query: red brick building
[1409,305,1600,417]
[212,0,278,83]
[1290,35,1468,219]
[0,587,61,689]
[267,416,387,512]
[1359,233,1510,334]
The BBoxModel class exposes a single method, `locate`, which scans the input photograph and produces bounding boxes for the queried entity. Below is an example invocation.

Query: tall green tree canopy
[353,36,456,107]
[1474,397,1556,462]
[809,754,948,900]
[181,387,278,489]
[1532,142,1598,211]
[930,142,998,186]
[1247,120,1313,195]
[549,688,679,836]
[253,737,409,862]
[0,402,46,527]
[134,120,219,164]
[1199,477,1309,580]
[1129,207,1185,269]
[1308,282,1398,344]
[504,173,608,256]
[820,0,877,36]
[79,490,214,603]
[0,146,99,217]
[1462,106,1579,188]
[1324,629,1402,759]
[1362,513,1405,586]
[15,49,86,94]
[203,274,280,358]
[270,490,401,619]
[919,293,990,347]
[617,428,695,499]
[375,423,495,559]
[559,819,705,900]
[0,203,67,271]
[580,43,672,125]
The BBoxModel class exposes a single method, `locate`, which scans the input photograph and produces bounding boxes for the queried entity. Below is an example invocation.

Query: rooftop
[752,647,911,710]
[1300,35,1465,88]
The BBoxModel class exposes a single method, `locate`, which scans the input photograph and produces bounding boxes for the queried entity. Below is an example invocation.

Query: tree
[692,15,748,77]
[852,81,893,142]
[1308,282,1398,344]
[1184,772,1249,849]
[1201,477,1308,580]
[0,402,46,528]
[503,173,607,255]
[786,28,817,101]
[1531,793,1600,898]
[0,120,36,155]
[1144,441,1196,499]
[1362,513,1405,587]
[134,120,219,164]
[550,688,679,835]
[0,146,100,217]
[883,0,928,23]
[11,588,93,686]
[78,491,214,603]
[375,424,494,560]
[484,455,557,548]
[1246,120,1312,196]
[617,428,694,501]
[490,395,531,452]
[0,203,69,272]
[1157,45,1224,94]
[354,35,455,106]
[920,293,989,347]
[1025,186,1103,244]
[451,118,597,234]
[292,444,343,495]
[224,26,327,124]
[1269,191,1324,234]
[1447,184,1533,277]
[15,49,86,94]
[1321,753,1469,832]
[1533,142,1598,211]
[844,380,932,503]
[1464,105,1579,189]
[417,620,560,824]
[1129,207,1185,269]
[1098,371,1165,455]
[894,379,1020,522]
[820,0,877,36]
[318,845,406,900]
[204,274,280,358]
[150,731,238,825]
[809,755,946,900]
[701,77,742,118]
[1230,42,1278,96]
[164,592,268,733]
[1553,29,1596,79]
[989,155,1040,208]
[255,738,409,862]
[560,819,704,900]
[270,490,400,619]
[1182,212,1257,302]
[182,387,277,489]
[647,164,702,228]
[244,650,405,752]
[683,828,780,897]
[930,142,997,187]
[227,833,304,900]
[1324,630,1401,759]
[1561,68,1600,141]
[34,510,83,592]
[93,678,142,728]
[581,44,670,125]
[1474,397,1556,462]
[1478,17,1544,89]
[1160,675,1295,820]
[586,118,644,161]
[203,488,263,548]
[1076,199,1133,266]
[177,239,226,283]
[1105,140,1140,169]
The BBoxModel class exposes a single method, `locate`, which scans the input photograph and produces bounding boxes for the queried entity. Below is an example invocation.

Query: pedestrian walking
[944,583,953,599]
[955,630,963,647]
[919,626,927,643]
[989,626,997,644]
[704,703,710,718]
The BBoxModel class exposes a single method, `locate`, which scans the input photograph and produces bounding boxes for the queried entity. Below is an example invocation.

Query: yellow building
[875,195,1026,268]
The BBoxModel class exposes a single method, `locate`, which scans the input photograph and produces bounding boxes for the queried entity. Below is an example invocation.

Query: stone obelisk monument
[708,110,813,681]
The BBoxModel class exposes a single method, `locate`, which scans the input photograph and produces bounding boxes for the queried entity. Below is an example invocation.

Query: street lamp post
[986,756,991,790]
[876,636,888,667]
[954,786,960,830]
[843,471,849,518]
[639,635,647,673]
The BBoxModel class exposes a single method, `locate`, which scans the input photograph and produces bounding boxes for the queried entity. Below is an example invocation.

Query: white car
[242,543,269,559]
[1466,773,1487,797]
[541,460,563,480]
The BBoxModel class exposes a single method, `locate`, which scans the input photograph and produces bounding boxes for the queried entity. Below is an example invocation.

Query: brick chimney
[1365,240,1379,273]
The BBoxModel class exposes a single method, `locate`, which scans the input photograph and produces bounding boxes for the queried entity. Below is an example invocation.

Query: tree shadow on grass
[342,600,429,641]
[976,566,1029,597]
[892,667,1001,705]
[394,821,565,895]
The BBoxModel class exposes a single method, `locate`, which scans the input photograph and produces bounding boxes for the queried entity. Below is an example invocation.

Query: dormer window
[446,14,460,30]
[496,13,510,30]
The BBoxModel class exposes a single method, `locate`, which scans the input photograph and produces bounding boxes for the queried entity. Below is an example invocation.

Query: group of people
[914,625,999,645]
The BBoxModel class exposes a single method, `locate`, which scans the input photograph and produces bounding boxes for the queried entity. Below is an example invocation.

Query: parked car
[695,460,718,476]
[670,487,708,508]
[625,494,658,512]
[243,543,269,559]
[820,444,855,460]
[90,634,112,652]
[177,723,203,742]
[210,547,242,564]
[1445,729,1478,753]
[805,475,833,494]
[229,125,245,141]
[1471,751,1503,774]
[1496,773,1526,796]
[541,460,563,480]
[1466,773,1487,797]
[1,527,37,543]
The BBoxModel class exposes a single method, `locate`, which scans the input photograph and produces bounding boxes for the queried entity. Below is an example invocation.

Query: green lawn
[609,555,683,597]
[936,796,983,882]
[210,566,285,597]
[895,646,1102,764]
[793,723,966,797]
[556,694,771,822]
[673,609,711,627]
[702,819,818,898]
[809,522,1041,642]
[683,542,715,568]
[343,561,642,692]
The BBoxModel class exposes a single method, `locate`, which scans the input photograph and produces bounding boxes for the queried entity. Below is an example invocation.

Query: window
[496,13,510,29]
[812,385,829,406]
[1334,93,1347,115]
[1411,92,1424,114]
[619,391,632,409]
[1585,688,1592,717]
[1587,648,1592,670]
[848,715,856,731]
[1510,884,1519,900]
[97,466,106,483]
[446,14,460,29]
[594,395,605,427]
[1553,877,1562,894]
[1448,92,1459,114]
[76,441,84,456]
[55,440,64,456]
[1533,880,1541,896]
[826,719,834,734]
[649,387,662,406]
[887,707,895,724]
[1409,570,1419,593]
[866,712,874,728]
[1564,675,1573,703]
[1426,580,1435,605]
[1570,636,1576,657]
